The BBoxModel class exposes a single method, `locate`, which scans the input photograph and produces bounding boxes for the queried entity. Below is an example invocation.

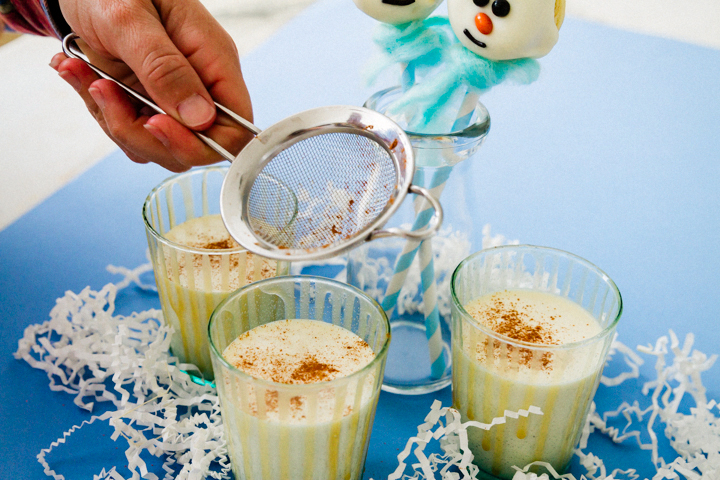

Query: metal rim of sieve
[220,105,442,261]
[62,33,443,261]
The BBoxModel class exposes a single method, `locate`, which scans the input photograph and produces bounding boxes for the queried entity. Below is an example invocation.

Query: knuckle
[102,2,136,29]
[141,48,189,90]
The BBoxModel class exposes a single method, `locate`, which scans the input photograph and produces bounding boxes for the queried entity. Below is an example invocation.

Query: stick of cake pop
[415,88,481,380]
[418,237,445,378]
[387,168,449,378]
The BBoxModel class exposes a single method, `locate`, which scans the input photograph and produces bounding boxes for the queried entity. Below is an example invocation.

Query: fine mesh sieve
[62,34,443,261]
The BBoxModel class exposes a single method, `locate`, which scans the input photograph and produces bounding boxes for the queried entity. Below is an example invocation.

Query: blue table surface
[2,1,719,479]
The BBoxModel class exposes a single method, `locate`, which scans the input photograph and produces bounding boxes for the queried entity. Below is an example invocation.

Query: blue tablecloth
[2,1,719,478]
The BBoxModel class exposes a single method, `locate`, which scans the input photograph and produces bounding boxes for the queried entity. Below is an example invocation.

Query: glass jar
[346,86,490,394]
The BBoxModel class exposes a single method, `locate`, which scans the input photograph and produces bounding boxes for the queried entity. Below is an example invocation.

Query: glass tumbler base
[381,320,452,395]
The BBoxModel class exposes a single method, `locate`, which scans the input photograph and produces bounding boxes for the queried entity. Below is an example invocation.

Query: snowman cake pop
[384,0,565,131]
[448,0,565,60]
[353,0,445,26]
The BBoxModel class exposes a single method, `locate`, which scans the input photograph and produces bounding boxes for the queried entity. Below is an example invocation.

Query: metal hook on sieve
[61,33,259,162]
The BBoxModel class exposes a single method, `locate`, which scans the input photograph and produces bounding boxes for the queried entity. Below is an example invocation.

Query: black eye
[473,0,490,7]
[491,0,510,16]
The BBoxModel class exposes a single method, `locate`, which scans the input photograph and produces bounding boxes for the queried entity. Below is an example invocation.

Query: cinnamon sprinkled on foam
[162,214,276,290]
[290,357,340,383]
[165,214,241,250]
[469,292,557,345]
[223,319,375,385]
[464,290,601,371]
[465,290,598,346]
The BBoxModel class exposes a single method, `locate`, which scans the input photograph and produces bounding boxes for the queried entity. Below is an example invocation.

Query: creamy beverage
[154,214,281,379]
[453,289,605,479]
[219,319,379,480]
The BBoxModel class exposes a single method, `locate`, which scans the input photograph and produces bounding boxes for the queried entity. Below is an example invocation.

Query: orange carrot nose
[475,12,493,35]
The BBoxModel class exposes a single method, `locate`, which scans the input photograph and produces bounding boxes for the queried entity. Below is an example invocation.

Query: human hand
[50,0,253,172]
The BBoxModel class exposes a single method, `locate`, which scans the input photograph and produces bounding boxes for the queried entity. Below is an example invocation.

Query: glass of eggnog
[208,275,390,480]
[143,166,291,381]
[451,245,622,479]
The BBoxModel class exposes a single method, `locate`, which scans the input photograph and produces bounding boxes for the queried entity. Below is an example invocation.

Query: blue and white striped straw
[380,166,452,319]
[380,89,480,379]
[381,89,479,317]
[451,88,478,134]
[418,238,445,378]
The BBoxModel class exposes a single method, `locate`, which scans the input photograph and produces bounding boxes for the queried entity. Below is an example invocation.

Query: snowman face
[448,0,562,60]
[353,0,445,26]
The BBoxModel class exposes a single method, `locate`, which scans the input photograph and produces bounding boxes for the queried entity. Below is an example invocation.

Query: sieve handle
[369,184,443,241]
[61,33,262,162]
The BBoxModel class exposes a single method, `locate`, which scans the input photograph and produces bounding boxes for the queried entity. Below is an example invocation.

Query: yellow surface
[0,32,21,47]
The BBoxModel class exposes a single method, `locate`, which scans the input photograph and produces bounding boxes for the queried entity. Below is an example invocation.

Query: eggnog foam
[463,289,603,383]
[163,214,275,291]
[222,319,376,423]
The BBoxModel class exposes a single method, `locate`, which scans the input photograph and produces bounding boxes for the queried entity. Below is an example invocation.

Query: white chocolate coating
[353,0,444,25]
[447,0,562,60]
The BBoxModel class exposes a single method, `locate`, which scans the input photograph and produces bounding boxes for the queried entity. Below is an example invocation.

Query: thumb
[116,17,216,130]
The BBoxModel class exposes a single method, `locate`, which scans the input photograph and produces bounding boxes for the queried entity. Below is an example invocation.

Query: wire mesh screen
[247,132,397,250]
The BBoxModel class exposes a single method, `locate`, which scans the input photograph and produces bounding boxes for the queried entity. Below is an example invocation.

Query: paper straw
[418,238,445,378]
[381,88,479,317]
[451,88,479,133]
[380,89,480,379]
[379,166,452,319]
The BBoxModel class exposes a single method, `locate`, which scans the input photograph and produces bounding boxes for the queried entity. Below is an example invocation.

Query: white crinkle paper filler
[15,263,229,480]
[373,400,543,480]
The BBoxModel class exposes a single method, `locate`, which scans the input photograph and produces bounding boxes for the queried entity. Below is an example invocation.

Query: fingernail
[177,94,214,128]
[49,53,64,70]
[88,86,105,111]
[59,70,81,93]
[144,123,170,147]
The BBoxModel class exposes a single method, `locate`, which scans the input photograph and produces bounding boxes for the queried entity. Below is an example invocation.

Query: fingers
[51,52,221,171]
[94,4,218,131]
[54,0,254,169]
[110,0,254,158]
[159,0,255,155]
[87,79,192,172]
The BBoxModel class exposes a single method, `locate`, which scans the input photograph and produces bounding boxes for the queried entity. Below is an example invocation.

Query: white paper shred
[15,263,230,480]
[106,252,157,292]
[16,239,720,480]
[380,400,543,480]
